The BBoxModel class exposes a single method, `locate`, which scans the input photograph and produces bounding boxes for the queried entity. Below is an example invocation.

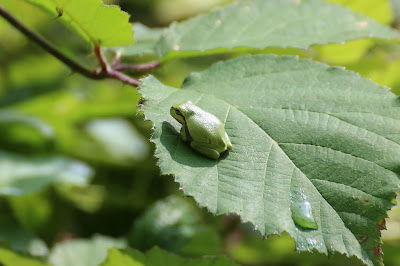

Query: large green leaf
[139,54,400,266]
[101,247,238,266]
[154,0,398,59]
[0,151,93,195]
[23,0,134,47]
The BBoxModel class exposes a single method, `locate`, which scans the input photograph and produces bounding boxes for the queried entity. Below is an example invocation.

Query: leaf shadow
[160,121,223,167]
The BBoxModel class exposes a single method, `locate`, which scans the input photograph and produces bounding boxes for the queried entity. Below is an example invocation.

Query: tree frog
[170,101,232,159]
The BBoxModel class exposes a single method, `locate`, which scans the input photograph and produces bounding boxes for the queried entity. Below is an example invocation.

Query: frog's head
[170,101,194,124]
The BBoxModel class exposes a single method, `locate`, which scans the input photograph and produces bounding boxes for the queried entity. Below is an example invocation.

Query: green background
[0,0,400,265]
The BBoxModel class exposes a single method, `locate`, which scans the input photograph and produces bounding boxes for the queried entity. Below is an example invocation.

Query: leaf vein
[278,142,397,178]
[310,178,389,204]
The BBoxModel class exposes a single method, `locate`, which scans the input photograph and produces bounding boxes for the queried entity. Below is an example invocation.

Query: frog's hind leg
[190,141,220,159]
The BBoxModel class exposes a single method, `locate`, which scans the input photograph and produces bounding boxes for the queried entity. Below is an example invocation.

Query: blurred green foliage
[0,0,400,265]
[128,195,222,257]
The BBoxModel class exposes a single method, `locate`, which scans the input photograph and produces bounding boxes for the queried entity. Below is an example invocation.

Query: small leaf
[101,246,238,266]
[23,0,134,47]
[48,235,127,266]
[0,151,93,195]
[140,54,400,266]
[155,0,397,59]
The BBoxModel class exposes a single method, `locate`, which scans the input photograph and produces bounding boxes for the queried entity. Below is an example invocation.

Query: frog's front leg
[180,125,193,143]
[190,141,220,159]
[180,127,187,142]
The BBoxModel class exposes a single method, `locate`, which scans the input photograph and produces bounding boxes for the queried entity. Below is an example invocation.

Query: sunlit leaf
[23,0,134,47]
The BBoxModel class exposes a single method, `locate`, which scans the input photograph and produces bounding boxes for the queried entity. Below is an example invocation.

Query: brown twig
[94,46,141,87]
[0,4,145,87]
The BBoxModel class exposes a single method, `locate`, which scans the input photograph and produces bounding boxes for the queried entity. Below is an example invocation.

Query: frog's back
[187,111,227,145]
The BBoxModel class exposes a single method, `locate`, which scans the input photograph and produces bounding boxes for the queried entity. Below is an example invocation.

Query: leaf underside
[154,0,397,60]
[140,54,400,266]
[23,0,134,47]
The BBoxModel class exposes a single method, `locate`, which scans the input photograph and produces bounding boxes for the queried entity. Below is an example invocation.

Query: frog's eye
[175,109,182,116]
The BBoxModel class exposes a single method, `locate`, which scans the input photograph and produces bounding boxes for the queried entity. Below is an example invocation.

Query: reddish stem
[95,46,141,87]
